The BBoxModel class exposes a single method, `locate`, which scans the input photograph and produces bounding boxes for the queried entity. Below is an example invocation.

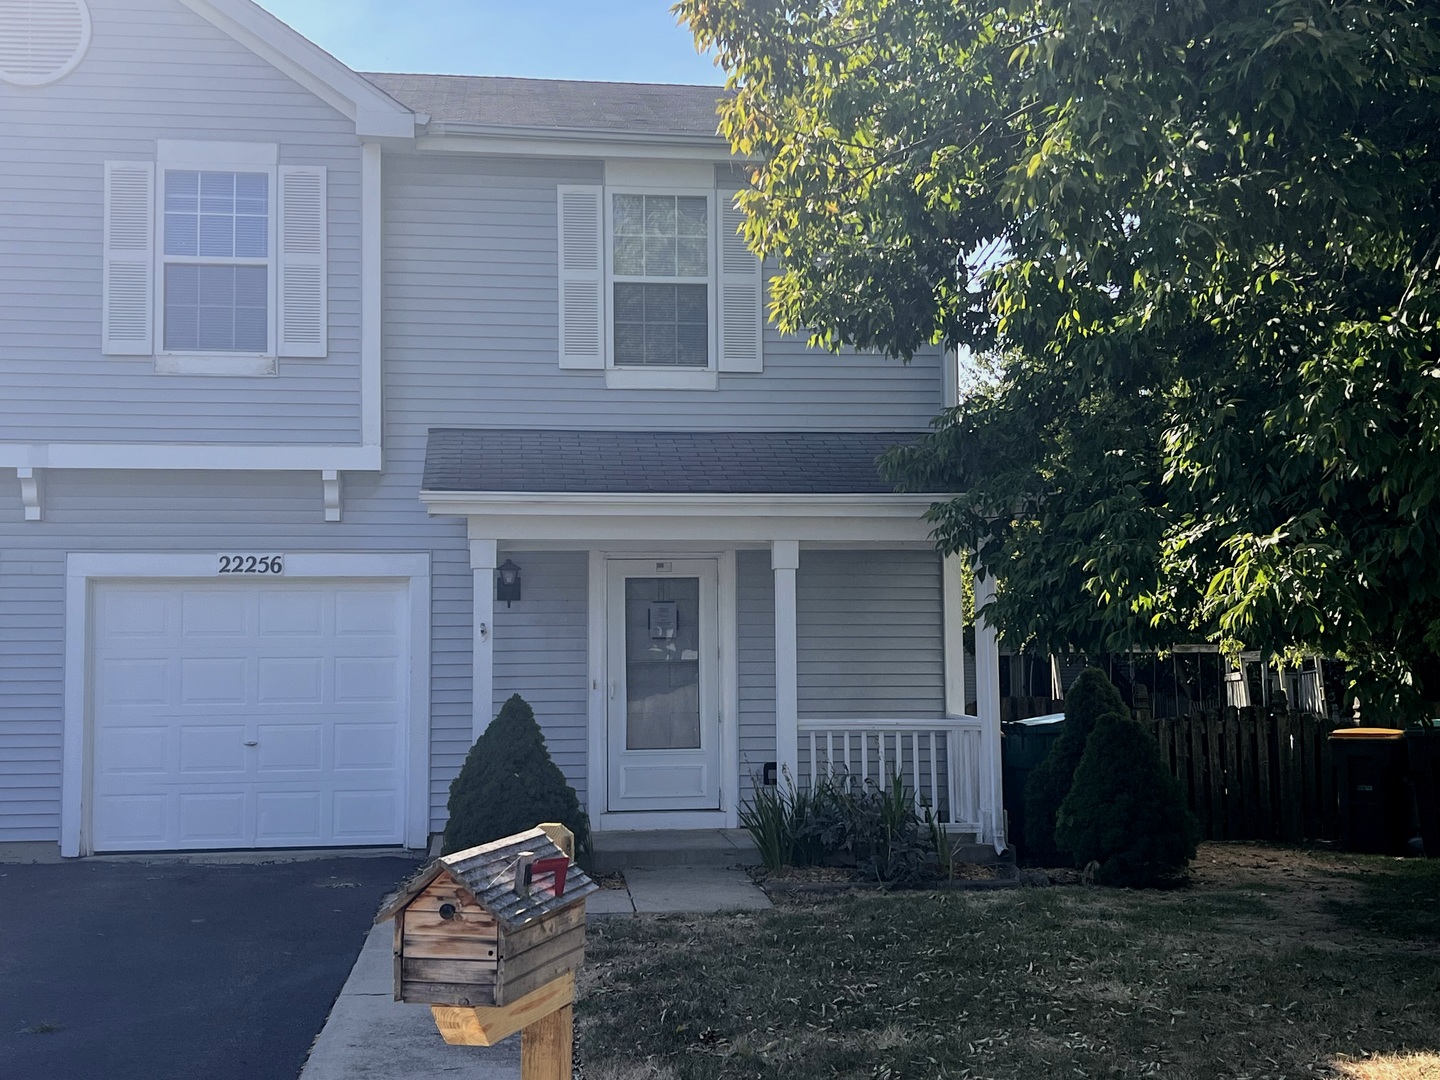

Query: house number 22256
[217,554,285,575]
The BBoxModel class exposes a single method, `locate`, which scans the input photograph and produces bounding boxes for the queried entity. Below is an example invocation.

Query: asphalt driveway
[0,854,420,1080]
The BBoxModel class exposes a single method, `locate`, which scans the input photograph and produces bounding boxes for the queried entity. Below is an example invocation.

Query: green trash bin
[1406,722,1440,858]
[1001,713,1066,857]
[1329,728,1410,855]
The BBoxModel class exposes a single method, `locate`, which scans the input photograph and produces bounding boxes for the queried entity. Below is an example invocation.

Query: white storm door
[606,559,721,812]
[90,580,408,852]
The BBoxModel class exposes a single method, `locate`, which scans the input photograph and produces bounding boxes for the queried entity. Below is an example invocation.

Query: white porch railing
[796,717,985,834]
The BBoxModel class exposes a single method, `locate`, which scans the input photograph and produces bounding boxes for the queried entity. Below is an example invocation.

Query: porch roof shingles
[421,429,918,495]
[361,73,728,137]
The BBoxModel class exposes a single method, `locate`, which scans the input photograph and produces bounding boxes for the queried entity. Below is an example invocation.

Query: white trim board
[2,444,381,471]
[360,143,383,451]
[417,131,733,160]
[437,494,942,544]
[60,552,431,857]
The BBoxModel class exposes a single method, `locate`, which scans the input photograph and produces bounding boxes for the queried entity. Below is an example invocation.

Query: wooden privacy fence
[1148,708,1341,842]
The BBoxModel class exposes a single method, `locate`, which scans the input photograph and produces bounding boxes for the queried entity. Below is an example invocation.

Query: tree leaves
[679,0,1440,713]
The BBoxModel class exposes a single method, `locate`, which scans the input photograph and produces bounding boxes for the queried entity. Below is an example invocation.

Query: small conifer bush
[441,693,591,860]
[1022,667,1127,865]
[1054,709,1199,887]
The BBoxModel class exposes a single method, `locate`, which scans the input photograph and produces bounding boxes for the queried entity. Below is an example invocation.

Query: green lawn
[575,845,1440,1080]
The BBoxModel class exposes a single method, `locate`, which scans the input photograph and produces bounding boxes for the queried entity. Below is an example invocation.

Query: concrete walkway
[298,864,769,1080]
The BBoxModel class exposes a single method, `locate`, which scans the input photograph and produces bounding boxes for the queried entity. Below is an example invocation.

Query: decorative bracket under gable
[16,468,42,521]
[322,469,342,522]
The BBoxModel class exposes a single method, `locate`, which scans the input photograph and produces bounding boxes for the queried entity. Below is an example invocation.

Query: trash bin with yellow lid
[1329,727,1411,854]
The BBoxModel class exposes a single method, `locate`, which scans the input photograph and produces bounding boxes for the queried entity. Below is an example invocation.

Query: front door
[606,559,720,812]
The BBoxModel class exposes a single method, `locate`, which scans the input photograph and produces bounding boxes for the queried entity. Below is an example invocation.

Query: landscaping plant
[441,693,591,860]
[742,771,941,885]
[1054,709,1199,886]
[822,776,936,886]
[1021,668,1127,864]
[738,774,827,871]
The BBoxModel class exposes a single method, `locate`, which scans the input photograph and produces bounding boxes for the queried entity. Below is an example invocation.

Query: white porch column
[942,553,968,716]
[771,540,800,786]
[470,539,498,742]
[973,565,1006,852]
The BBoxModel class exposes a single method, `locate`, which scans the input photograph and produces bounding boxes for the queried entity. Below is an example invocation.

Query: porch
[420,428,1007,852]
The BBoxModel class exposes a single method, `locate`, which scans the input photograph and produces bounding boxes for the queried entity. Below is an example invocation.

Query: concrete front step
[591,829,759,873]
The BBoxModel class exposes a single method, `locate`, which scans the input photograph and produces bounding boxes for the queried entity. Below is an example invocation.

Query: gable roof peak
[177,0,416,138]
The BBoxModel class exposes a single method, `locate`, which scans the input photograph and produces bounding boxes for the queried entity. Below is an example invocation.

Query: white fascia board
[1,444,381,472]
[425,491,946,543]
[426,491,944,517]
[416,129,744,162]
[179,0,416,139]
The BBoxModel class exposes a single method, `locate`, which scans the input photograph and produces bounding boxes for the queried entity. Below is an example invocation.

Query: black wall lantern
[496,559,522,606]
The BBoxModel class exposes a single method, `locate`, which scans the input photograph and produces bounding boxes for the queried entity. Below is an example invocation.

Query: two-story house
[0,0,1004,859]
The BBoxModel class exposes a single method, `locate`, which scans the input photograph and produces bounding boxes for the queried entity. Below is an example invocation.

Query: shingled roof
[375,827,598,932]
[362,73,729,137]
[421,429,918,495]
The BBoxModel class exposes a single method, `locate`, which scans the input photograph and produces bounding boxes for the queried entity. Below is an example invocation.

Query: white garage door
[91,579,410,852]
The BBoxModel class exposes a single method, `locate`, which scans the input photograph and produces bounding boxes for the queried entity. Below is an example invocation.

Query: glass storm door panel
[606,559,721,812]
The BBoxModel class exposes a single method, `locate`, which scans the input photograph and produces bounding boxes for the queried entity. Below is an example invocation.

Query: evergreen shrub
[1054,710,1199,887]
[441,693,591,861]
[1021,667,1127,864]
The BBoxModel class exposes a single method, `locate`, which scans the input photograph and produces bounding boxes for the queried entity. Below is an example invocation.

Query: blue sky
[255,1,725,85]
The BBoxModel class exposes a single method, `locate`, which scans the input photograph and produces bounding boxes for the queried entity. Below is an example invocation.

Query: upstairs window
[611,193,709,368]
[162,170,271,353]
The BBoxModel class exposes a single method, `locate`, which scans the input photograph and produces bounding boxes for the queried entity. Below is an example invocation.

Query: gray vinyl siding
[491,551,590,806]
[796,550,945,720]
[0,0,364,445]
[736,550,776,806]
[383,152,944,431]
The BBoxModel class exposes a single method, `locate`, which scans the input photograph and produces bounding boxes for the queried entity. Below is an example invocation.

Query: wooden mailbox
[376,825,598,1017]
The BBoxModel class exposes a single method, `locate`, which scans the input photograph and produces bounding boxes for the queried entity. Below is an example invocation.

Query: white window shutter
[557,185,604,369]
[278,165,327,358]
[717,191,763,373]
[102,161,153,355]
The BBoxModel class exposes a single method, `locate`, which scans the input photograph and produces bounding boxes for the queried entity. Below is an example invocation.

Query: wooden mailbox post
[375,824,598,1080]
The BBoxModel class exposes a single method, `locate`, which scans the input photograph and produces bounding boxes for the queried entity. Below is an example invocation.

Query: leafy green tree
[442,694,591,860]
[1022,668,1127,865]
[679,0,1440,718]
[1055,710,1200,886]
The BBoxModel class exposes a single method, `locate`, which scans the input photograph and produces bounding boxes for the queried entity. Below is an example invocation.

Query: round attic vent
[0,0,91,87]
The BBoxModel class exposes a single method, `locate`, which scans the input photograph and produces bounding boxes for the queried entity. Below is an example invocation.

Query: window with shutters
[102,142,327,373]
[557,181,762,388]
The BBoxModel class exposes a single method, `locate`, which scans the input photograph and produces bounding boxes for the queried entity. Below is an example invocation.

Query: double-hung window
[161,168,271,355]
[611,193,710,369]
[558,177,762,387]
[101,141,328,373]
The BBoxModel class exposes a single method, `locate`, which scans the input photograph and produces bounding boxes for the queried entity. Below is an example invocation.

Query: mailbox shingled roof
[376,826,598,931]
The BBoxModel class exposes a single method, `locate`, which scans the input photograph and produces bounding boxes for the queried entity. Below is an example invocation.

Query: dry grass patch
[1336,1053,1440,1079]
[577,844,1440,1080]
